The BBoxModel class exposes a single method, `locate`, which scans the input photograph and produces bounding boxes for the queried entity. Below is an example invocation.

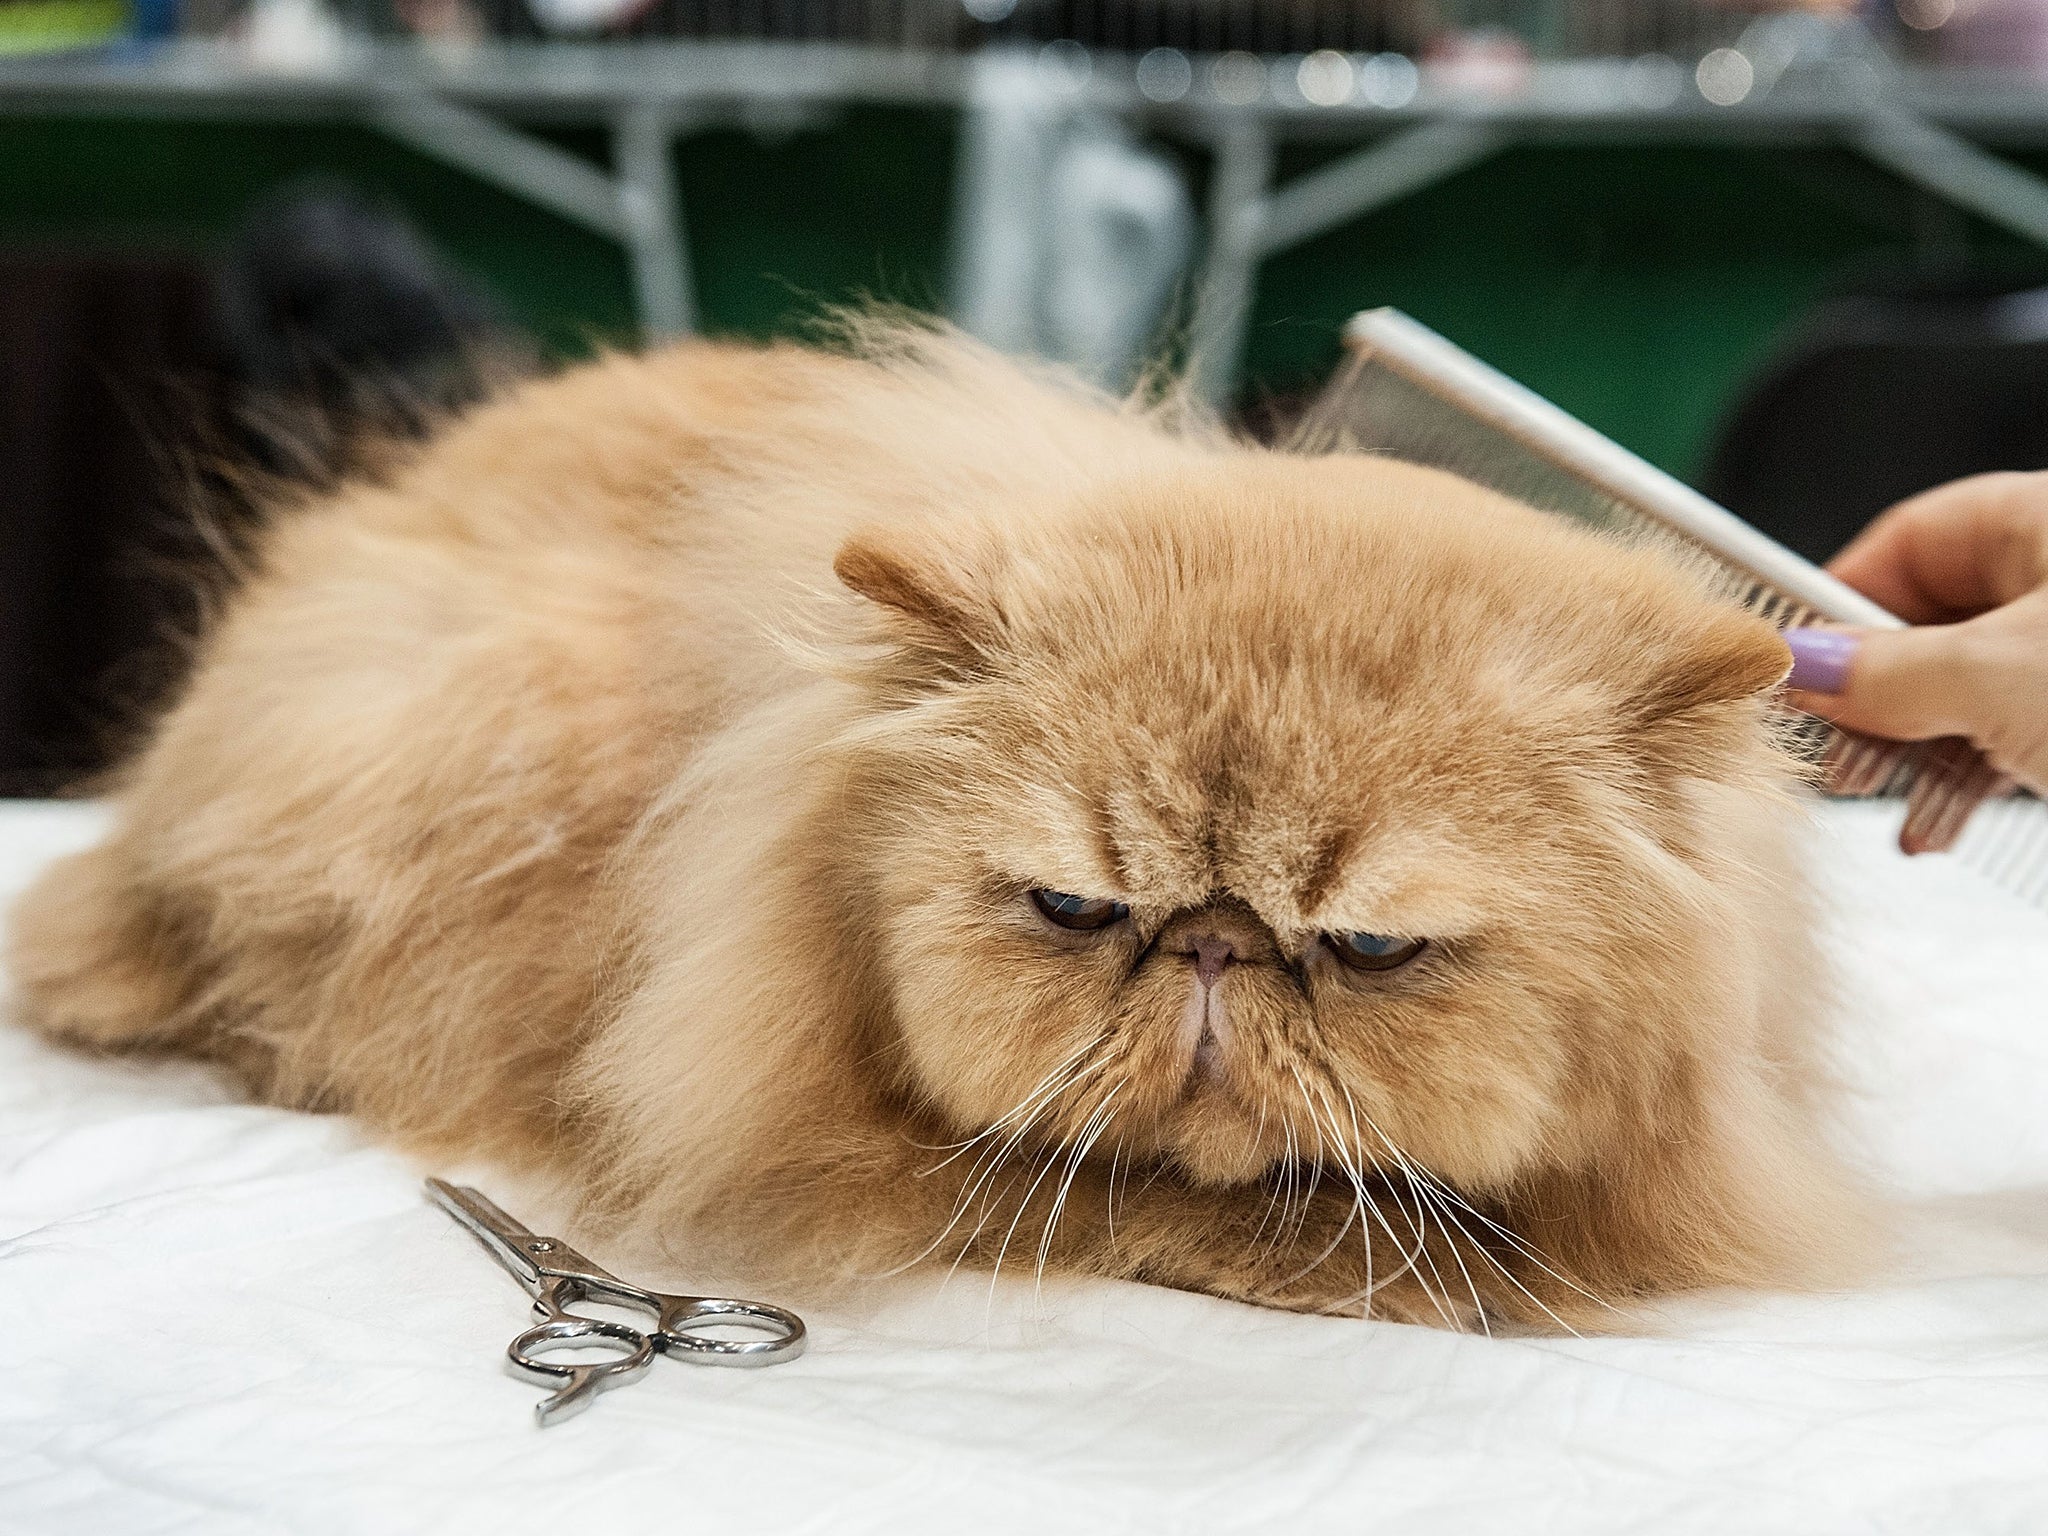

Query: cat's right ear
[833,524,1004,675]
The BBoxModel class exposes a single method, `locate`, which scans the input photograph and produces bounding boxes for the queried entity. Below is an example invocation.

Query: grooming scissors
[426,1178,807,1425]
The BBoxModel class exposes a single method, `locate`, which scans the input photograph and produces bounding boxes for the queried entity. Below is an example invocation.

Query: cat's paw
[1194,1188,1503,1332]
[7,842,191,1050]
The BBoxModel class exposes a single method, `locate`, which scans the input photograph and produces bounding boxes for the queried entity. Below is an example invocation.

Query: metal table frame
[7,39,2048,394]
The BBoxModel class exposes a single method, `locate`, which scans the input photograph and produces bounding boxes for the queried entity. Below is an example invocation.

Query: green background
[4,109,2044,480]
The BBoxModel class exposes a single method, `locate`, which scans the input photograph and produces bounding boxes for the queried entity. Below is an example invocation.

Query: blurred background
[6,0,2048,792]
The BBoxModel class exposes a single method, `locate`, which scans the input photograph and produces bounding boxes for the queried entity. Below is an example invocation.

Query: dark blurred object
[0,187,516,796]
[1701,273,2048,566]
[215,182,512,479]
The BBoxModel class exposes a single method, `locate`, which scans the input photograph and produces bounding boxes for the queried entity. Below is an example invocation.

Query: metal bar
[613,101,696,339]
[1851,107,2048,253]
[369,90,628,240]
[948,48,1063,354]
[18,46,2048,145]
[1254,118,1508,258]
[1187,118,1274,408]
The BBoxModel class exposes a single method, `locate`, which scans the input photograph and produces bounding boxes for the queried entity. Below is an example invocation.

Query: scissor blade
[426,1178,544,1287]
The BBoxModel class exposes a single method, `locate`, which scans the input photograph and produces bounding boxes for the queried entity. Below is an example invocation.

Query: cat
[6,318,1863,1331]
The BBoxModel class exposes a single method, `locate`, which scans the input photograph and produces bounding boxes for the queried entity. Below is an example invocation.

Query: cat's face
[834,454,1793,1195]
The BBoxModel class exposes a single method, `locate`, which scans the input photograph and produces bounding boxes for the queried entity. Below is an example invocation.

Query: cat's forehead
[976,653,1543,936]
[1107,718,1515,931]
[956,457,1707,929]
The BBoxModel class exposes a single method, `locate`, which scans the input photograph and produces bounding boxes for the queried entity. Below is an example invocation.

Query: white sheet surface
[3,799,2045,1535]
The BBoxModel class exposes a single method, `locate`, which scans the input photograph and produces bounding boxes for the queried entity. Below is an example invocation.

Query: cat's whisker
[1296,1066,1456,1330]
[1105,1132,1128,1254]
[1245,1092,1288,1253]
[973,1038,1127,1299]
[1277,1070,1432,1321]
[1314,1075,1484,1336]
[940,1127,1057,1287]
[1314,1183,1428,1318]
[1404,1169,1612,1315]
[1404,1175,1584,1334]
[1042,1086,1122,1263]
[1270,1076,1366,1290]
[1306,1086,1382,1313]
[1343,1097,1597,1335]
[1327,1073,1474,1318]
[1413,1179,1492,1339]
[986,1133,1093,1309]
[1274,1112,1300,1241]
[886,1131,1029,1280]
[1282,1079,1332,1255]
[1297,1073,1440,1321]
[914,1052,1114,1266]
[913,1040,1103,1170]
[892,1040,1114,1280]
[948,1077,1093,1220]
[1342,1090,1608,1330]
[1035,1081,1125,1293]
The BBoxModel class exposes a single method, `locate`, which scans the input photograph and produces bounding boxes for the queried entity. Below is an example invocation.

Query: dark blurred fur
[44,186,532,793]
[211,181,530,489]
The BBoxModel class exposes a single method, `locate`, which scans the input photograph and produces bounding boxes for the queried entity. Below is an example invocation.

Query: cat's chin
[1158,1091,1284,1187]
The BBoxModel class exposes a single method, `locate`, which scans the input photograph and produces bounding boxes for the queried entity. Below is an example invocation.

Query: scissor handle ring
[655,1298,808,1367]
[507,1316,656,1426]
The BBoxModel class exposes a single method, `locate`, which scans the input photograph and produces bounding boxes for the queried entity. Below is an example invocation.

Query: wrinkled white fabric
[2,799,2044,1535]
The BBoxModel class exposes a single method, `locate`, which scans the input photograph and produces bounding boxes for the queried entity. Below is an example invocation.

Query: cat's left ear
[833,522,1006,674]
[1632,610,1792,723]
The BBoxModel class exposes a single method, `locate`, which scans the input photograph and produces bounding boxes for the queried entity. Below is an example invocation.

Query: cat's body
[9,324,1860,1329]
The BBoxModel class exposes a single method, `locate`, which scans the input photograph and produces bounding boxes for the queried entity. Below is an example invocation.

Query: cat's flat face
[837,454,1793,1195]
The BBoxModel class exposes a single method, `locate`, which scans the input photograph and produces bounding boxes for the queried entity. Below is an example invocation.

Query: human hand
[1785,470,2048,799]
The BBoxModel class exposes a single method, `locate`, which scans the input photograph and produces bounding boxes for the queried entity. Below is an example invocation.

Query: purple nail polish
[1784,628,1861,695]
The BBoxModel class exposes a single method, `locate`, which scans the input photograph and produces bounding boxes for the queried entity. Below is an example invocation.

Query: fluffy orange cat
[7,321,1861,1330]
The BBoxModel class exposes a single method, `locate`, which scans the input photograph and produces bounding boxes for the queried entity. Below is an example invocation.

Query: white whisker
[1296,1066,1454,1328]
[887,1041,1111,1279]
[914,1040,1104,1174]
[1341,1083,1598,1333]
[1105,1133,1129,1253]
[1270,1074,1367,1291]
[1036,1082,1124,1291]
[1312,1075,1479,1333]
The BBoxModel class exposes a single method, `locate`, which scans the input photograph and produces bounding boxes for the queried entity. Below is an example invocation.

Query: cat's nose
[1189,935,1236,987]
[1160,897,1278,982]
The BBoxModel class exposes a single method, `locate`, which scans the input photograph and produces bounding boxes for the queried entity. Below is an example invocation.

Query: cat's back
[6,336,939,1151]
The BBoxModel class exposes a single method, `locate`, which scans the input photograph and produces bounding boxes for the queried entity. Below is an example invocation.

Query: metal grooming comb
[1296,307,2047,909]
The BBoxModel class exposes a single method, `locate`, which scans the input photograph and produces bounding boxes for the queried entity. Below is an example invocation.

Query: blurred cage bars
[9,1,2048,396]
[218,0,1758,55]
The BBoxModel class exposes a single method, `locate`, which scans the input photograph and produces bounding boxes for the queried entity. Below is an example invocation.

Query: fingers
[1826,472,2048,623]
[1786,591,2048,797]
[1785,624,1978,742]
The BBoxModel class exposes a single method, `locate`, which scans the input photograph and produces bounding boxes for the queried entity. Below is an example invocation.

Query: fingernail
[1784,628,1861,695]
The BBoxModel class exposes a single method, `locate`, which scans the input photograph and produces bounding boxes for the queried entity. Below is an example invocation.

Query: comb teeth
[1958,793,2048,906]
[1590,497,2007,857]
[1301,308,2041,906]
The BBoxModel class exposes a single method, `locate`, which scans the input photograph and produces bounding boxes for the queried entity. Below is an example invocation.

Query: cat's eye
[1030,889,1131,932]
[1324,931,1428,973]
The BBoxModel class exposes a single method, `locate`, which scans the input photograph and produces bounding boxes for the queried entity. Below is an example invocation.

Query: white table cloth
[4,798,2045,1535]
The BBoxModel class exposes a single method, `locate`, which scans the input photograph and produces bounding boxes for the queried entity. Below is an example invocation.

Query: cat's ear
[1632,611,1791,723]
[833,523,1004,672]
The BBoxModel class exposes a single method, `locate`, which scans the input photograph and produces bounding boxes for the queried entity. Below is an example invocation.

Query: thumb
[1783,622,1983,743]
